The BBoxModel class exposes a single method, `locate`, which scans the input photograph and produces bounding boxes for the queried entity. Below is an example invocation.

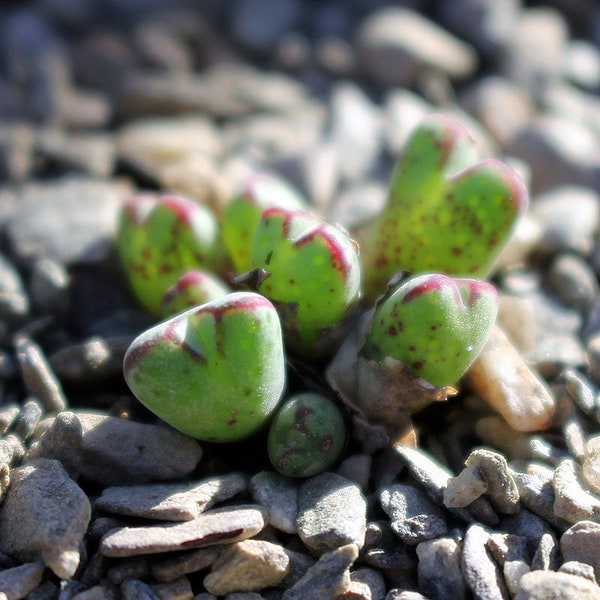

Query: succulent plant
[116,193,230,316]
[362,273,498,388]
[267,392,346,478]
[222,172,308,273]
[251,207,361,357]
[360,114,529,304]
[123,292,286,442]
[161,270,230,318]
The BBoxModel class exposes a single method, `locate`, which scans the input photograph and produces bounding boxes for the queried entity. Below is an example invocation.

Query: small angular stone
[281,543,358,600]
[15,336,67,413]
[12,398,43,442]
[559,561,597,583]
[444,464,488,508]
[416,537,468,600]
[462,524,510,600]
[249,471,299,534]
[337,567,386,600]
[531,531,559,572]
[553,458,600,524]
[150,575,193,600]
[100,505,267,557]
[296,473,367,555]
[0,562,45,600]
[95,473,247,521]
[76,411,203,485]
[203,540,290,596]
[488,533,531,597]
[379,484,449,545]
[25,411,84,478]
[393,445,474,524]
[151,547,220,583]
[465,449,520,514]
[0,458,91,578]
[561,521,600,583]
[510,470,570,531]
[514,570,600,599]
[121,579,160,600]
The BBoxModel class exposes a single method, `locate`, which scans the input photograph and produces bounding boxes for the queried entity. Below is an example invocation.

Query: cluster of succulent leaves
[119,114,528,478]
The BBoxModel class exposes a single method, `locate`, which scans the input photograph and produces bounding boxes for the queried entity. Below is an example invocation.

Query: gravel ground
[1,1,600,599]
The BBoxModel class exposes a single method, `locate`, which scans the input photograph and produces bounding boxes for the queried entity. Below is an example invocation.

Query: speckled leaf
[361,114,528,303]
[251,207,361,357]
[362,273,498,387]
[123,292,286,442]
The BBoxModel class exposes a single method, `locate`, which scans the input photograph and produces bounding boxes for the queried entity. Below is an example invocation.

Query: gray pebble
[356,7,477,87]
[393,445,474,524]
[100,505,267,558]
[15,336,67,413]
[509,117,600,194]
[249,471,299,534]
[0,458,91,578]
[296,472,367,556]
[525,334,586,380]
[531,531,560,572]
[362,520,415,573]
[385,593,429,600]
[203,539,290,596]
[501,7,567,94]
[564,40,600,90]
[514,569,600,599]
[461,523,510,600]
[25,410,83,477]
[96,473,247,521]
[335,454,372,491]
[281,543,358,600]
[546,253,599,313]
[561,520,600,583]
[151,547,220,583]
[511,470,571,531]
[416,536,467,600]
[107,557,151,585]
[437,0,520,59]
[0,253,29,323]
[328,82,382,183]
[585,334,600,384]
[26,580,60,600]
[0,404,21,435]
[553,458,600,524]
[121,579,161,600]
[338,567,386,600]
[12,397,43,441]
[230,0,301,54]
[488,533,531,596]
[0,561,45,600]
[459,76,533,147]
[278,547,316,589]
[49,336,132,385]
[4,176,124,267]
[29,258,70,316]
[35,128,115,178]
[382,88,430,157]
[379,484,449,545]
[501,508,558,557]
[465,449,520,514]
[76,411,203,485]
[531,186,600,256]
[559,561,597,583]
[562,369,598,417]
[151,577,194,600]
[443,464,488,508]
